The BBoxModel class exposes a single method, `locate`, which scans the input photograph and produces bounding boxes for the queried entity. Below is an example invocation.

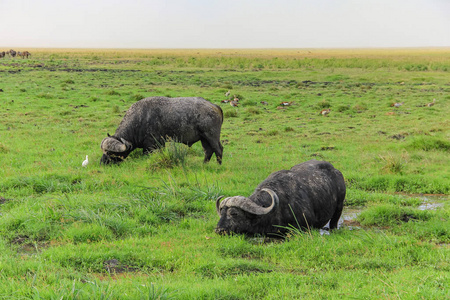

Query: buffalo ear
[120,138,133,150]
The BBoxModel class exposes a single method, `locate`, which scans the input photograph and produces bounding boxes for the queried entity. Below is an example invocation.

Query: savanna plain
[0,48,449,299]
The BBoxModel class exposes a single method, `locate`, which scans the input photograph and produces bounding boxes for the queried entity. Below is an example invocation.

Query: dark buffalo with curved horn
[215,160,346,236]
[100,96,224,165]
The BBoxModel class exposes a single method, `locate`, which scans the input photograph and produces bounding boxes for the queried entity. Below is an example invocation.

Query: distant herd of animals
[220,90,437,115]
[0,49,31,59]
[99,96,345,236]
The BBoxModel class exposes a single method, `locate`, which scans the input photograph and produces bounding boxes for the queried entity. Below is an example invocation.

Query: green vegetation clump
[148,139,189,170]
[408,136,450,151]
[316,99,331,109]
[106,90,121,96]
[358,204,431,226]
[224,110,238,118]
[130,93,145,101]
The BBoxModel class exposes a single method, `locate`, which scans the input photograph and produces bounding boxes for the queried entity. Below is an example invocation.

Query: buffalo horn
[218,188,279,216]
[100,137,127,153]
[216,195,225,215]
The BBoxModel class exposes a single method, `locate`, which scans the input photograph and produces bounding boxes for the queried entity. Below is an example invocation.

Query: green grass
[0,48,449,298]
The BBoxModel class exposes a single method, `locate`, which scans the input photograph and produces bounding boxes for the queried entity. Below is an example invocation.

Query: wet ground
[320,194,448,235]
[417,194,447,210]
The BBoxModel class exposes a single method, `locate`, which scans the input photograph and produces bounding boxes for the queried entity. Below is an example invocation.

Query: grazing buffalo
[100,96,224,165]
[215,160,346,236]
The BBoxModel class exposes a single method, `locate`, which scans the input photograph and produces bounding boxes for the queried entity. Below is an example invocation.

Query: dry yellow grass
[5,47,450,62]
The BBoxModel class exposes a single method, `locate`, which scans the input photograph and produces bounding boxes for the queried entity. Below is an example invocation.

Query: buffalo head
[100,134,133,165]
[215,188,279,235]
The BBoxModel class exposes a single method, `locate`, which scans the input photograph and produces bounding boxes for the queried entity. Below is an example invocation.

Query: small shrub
[63,79,75,84]
[245,107,260,115]
[112,105,120,114]
[37,93,54,99]
[284,126,294,132]
[265,130,279,136]
[316,99,330,109]
[353,103,368,111]
[130,94,145,102]
[106,90,121,96]
[224,110,238,118]
[336,105,350,112]
[221,83,233,90]
[379,153,407,174]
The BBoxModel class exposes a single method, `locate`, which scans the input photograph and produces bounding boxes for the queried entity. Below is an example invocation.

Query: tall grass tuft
[148,138,189,171]
[379,153,407,174]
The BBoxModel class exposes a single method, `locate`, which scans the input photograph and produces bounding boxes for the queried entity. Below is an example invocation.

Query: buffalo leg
[214,141,223,164]
[203,137,223,164]
[329,200,344,230]
[200,139,214,163]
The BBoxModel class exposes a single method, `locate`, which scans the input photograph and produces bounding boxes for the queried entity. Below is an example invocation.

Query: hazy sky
[1,0,449,48]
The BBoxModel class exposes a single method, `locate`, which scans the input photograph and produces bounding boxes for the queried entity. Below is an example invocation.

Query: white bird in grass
[82,155,89,167]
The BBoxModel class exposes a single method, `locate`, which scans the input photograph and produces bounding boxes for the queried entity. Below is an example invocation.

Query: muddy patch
[320,207,363,235]
[103,259,139,274]
[0,196,12,204]
[11,235,49,256]
[339,207,363,229]
[323,194,447,234]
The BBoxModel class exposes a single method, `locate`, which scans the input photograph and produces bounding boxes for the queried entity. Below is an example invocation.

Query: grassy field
[0,48,449,299]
